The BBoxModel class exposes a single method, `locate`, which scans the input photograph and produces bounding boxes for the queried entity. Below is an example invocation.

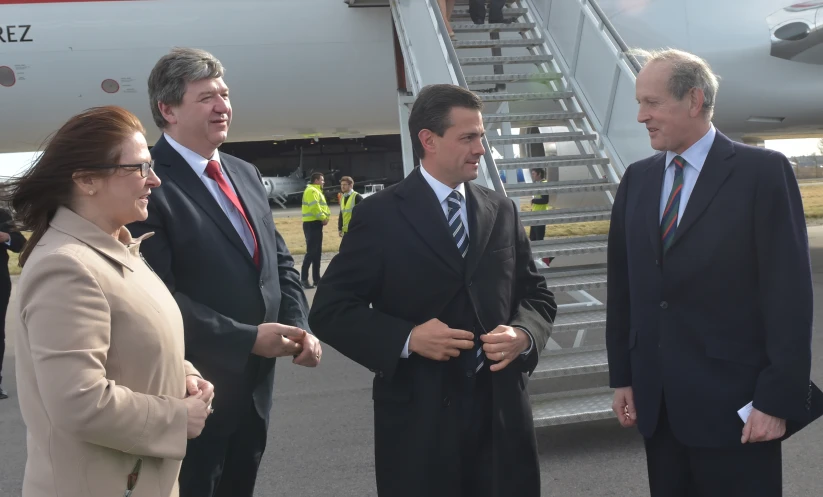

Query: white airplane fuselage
[1,0,821,154]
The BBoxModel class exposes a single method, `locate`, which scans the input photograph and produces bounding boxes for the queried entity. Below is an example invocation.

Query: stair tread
[466,72,562,83]
[452,22,535,32]
[505,178,617,196]
[530,388,615,427]
[453,38,543,48]
[459,55,553,65]
[530,235,609,257]
[519,207,612,226]
[477,91,574,101]
[534,347,608,378]
[541,264,608,291]
[488,132,598,145]
[452,6,527,15]
[552,307,607,333]
[497,156,611,169]
[484,111,585,123]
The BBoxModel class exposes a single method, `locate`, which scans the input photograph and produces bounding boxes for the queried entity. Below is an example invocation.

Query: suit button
[442,396,450,407]
[465,370,474,378]
[655,259,660,266]
[259,279,264,288]
[660,301,668,309]
[468,280,473,287]
[378,371,384,378]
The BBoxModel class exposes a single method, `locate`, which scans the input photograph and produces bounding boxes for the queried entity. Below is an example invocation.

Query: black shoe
[301,281,316,290]
[471,16,485,24]
[0,386,8,400]
[488,17,515,24]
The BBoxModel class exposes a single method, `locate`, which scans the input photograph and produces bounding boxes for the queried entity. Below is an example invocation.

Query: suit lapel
[465,182,498,281]
[153,137,252,265]
[644,154,666,262]
[395,168,464,276]
[669,132,736,250]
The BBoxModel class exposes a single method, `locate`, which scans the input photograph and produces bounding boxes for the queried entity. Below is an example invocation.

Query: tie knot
[672,156,685,169]
[205,160,222,180]
[448,190,463,203]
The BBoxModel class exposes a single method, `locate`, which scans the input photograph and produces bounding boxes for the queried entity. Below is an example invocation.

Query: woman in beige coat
[7,106,214,497]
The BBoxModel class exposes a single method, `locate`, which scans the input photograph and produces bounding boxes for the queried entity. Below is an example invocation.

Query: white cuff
[400,333,412,358]
[514,326,534,356]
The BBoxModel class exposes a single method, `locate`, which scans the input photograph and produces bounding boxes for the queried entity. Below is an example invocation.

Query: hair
[310,172,325,183]
[409,84,484,159]
[148,47,225,129]
[629,48,719,120]
[2,106,145,266]
[530,168,545,179]
[340,176,353,184]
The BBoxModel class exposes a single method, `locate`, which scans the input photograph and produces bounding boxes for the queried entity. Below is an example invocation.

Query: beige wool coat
[15,206,199,497]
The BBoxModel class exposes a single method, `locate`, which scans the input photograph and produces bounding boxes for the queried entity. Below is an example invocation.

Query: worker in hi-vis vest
[301,172,330,289]
[529,168,550,241]
[337,176,362,237]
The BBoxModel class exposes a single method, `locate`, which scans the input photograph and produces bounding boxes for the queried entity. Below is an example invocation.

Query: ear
[71,172,98,195]
[689,88,705,119]
[418,129,438,157]
[158,101,178,126]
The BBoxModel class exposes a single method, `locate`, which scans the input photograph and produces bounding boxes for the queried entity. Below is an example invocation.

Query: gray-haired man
[129,47,322,497]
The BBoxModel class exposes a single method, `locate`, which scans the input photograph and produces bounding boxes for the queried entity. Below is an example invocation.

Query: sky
[0,138,820,179]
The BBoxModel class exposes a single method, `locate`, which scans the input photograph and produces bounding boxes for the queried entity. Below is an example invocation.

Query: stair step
[477,91,574,102]
[487,132,597,146]
[506,178,616,197]
[497,155,610,170]
[451,6,528,17]
[520,206,611,226]
[530,388,615,427]
[454,38,543,49]
[484,111,585,125]
[552,305,607,333]
[530,235,609,258]
[459,54,553,66]
[534,347,608,379]
[466,72,562,84]
[540,263,608,292]
[452,22,536,32]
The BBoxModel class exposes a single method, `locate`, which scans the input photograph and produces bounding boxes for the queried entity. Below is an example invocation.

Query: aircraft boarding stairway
[389,0,651,427]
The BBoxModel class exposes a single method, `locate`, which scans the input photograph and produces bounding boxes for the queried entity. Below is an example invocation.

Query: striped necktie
[446,191,484,372]
[661,155,685,253]
[447,191,469,258]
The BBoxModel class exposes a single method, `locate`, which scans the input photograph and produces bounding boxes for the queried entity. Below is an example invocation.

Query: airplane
[261,148,388,208]
[1,0,822,157]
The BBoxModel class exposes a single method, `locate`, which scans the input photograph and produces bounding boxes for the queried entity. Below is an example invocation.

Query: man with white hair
[606,48,821,496]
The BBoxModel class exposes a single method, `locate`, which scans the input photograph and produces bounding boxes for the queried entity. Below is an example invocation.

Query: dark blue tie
[446,191,484,372]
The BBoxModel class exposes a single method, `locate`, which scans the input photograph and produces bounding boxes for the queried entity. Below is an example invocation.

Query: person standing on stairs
[527,168,554,267]
[338,176,362,237]
[308,83,556,497]
[469,0,514,24]
[437,0,457,40]
[0,206,26,400]
[301,172,330,288]
[607,48,822,497]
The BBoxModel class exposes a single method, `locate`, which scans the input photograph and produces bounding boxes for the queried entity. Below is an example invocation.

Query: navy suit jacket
[606,130,820,447]
[128,136,310,434]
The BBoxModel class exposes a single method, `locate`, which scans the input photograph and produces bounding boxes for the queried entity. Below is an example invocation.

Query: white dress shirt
[401,166,531,359]
[164,134,256,257]
[659,125,716,225]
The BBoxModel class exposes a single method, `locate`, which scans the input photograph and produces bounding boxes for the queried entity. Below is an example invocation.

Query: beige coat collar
[49,206,154,272]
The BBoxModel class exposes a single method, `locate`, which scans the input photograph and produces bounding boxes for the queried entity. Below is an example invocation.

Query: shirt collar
[665,124,716,173]
[164,133,221,177]
[419,165,467,205]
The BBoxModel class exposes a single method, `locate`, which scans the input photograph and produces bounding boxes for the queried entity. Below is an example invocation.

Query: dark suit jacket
[0,208,26,281]
[128,136,310,434]
[308,167,556,497]
[606,130,821,447]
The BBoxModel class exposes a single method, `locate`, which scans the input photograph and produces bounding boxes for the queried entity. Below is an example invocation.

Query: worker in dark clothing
[528,168,554,268]
[0,207,26,399]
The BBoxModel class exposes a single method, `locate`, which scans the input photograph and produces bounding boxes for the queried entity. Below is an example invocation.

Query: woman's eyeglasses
[86,160,155,178]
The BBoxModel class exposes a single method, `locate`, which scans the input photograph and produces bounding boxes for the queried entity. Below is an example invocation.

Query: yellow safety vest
[301,184,330,222]
[340,191,360,233]
[532,179,550,212]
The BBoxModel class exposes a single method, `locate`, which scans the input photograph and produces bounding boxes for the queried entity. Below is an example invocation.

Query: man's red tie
[205,160,260,267]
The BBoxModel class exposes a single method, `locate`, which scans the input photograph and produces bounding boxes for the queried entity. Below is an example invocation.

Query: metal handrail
[424,0,506,193]
[585,0,641,73]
